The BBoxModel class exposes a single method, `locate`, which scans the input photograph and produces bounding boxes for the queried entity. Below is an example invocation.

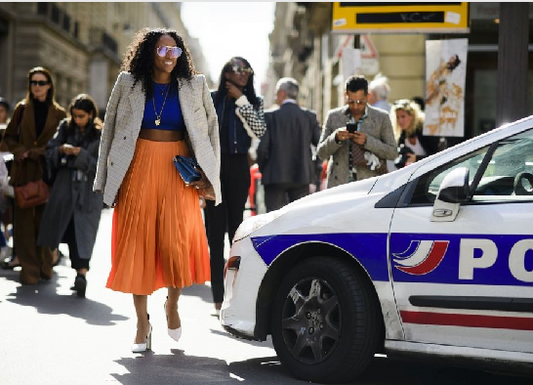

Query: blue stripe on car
[251,233,389,281]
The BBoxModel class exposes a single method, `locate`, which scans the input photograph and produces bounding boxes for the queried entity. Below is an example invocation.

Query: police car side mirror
[431,167,470,222]
[438,167,470,203]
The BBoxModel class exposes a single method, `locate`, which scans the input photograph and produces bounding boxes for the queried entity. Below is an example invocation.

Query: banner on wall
[424,38,468,137]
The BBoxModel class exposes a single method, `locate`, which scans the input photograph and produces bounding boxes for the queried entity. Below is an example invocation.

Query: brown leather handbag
[15,178,49,209]
[13,161,50,209]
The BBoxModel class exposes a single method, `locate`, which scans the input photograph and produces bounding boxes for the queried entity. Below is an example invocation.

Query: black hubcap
[280,278,341,364]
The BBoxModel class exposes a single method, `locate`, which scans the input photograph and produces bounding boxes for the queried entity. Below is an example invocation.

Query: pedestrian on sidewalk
[390,98,440,169]
[37,94,103,297]
[204,57,266,316]
[93,28,221,353]
[317,75,397,189]
[3,67,66,284]
[257,77,321,212]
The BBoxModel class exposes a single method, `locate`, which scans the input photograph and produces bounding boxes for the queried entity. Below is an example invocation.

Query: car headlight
[233,209,286,243]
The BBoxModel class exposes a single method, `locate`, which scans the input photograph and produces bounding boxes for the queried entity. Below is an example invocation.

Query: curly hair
[121,28,197,100]
[214,57,259,108]
[391,99,425,139]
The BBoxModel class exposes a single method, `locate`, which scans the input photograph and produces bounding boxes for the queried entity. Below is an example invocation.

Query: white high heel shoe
[165,299,182,342]
[168,325,182,342]
[131,320,152,353]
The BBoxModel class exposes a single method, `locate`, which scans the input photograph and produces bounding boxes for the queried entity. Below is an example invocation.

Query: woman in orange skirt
[94,28,221,353]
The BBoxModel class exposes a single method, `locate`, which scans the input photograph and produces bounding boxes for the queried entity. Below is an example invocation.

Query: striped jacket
[93,72,221,206]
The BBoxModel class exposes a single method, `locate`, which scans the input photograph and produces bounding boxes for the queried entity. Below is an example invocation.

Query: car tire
[271,256,381,384]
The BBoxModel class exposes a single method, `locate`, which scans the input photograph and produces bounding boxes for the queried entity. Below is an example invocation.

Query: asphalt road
[0,208,531,385]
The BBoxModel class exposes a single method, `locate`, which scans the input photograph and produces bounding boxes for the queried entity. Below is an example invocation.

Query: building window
[73,21,79,39]
[51,4,61,25]
[63,14,70,32]
[37,3,49,16]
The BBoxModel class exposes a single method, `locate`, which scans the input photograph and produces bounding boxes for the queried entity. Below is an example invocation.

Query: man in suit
[257,77,321,212]
[317,75,397,189]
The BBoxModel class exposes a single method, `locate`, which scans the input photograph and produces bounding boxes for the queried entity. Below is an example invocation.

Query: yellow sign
[332,2,470,34]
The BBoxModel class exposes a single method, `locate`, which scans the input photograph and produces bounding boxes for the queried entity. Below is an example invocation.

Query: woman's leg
[14,205,40,284]
[166,287,181,330]
[133,294,150,343]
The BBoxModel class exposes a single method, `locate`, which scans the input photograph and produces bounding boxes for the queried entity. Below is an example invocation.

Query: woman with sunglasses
[37,94,103,298]
[205,57,266,316]
[390,99,440,169]
[3,66,66,284]
[94,28,220,352]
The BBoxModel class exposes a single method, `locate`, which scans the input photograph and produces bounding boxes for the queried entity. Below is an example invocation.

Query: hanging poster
[341,48,362,81]
[424,38,468,137]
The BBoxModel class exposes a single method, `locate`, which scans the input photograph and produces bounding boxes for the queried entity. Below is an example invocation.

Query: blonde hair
[391,99,425,139]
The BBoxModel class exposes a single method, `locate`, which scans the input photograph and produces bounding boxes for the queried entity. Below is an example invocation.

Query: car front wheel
[271,256,381,383]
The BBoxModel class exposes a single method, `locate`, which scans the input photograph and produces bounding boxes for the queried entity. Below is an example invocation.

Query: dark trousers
[63,218,89,271]
[14,203,53,284]
[204,153,250,304]
[264,183,309,212]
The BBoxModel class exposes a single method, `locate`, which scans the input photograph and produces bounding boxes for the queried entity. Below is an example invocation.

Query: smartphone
[346,123,357,133]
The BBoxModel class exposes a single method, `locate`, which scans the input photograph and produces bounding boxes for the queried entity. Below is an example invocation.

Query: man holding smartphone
[317,75,397,188]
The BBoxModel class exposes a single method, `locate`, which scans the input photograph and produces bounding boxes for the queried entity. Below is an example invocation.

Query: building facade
[0,2,211,116]
[266,2,533,142]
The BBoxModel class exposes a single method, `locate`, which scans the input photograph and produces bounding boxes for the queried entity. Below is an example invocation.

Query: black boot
[72,274,87,298]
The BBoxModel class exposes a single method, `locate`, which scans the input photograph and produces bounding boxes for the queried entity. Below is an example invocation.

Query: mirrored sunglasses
[347,98,366,105]
[156,45,183,59]
[30,80,50,86]
[232,65,253,75]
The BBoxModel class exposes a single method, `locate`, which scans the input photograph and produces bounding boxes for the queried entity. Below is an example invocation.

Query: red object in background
[249,164,262,216]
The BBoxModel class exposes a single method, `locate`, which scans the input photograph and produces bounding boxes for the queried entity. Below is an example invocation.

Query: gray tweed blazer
[316,104,397,189]
[93,72,221,206]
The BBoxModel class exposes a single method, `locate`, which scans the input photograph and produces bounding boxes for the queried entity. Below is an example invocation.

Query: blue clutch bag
[173,155,201,185]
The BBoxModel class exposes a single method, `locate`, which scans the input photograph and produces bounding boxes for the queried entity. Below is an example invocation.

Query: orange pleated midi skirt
[106,138,210,295]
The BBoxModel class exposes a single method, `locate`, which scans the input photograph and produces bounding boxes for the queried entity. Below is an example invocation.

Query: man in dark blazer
[257,77,321,212]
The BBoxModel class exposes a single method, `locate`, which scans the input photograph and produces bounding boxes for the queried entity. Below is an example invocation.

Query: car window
[410,128,533,205]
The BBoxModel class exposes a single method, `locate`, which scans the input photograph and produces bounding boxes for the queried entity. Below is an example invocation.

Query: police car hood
[253,168,413,237]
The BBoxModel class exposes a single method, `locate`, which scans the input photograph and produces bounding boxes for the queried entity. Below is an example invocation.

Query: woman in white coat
[93,28,221,353]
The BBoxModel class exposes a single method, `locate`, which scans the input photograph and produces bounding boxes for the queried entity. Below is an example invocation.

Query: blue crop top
[142,82,186,131]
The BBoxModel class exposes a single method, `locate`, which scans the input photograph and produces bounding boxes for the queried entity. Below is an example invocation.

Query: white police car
[221,116,533,383]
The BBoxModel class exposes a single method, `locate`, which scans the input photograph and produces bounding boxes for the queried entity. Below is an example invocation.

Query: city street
[0,208,531,385]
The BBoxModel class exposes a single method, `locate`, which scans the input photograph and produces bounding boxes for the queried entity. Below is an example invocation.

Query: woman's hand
[60,144,81,156]
[189,169,211,190]
[189,169,215,200]
[226,81,243,99]
[406,153,417,164]
[14,151,29,162]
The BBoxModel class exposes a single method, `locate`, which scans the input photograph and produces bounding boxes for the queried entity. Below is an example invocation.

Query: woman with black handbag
[37,94,103,297]
[3,67,66,284]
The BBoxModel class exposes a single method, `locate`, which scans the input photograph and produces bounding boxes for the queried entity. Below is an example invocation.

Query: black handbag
[173,155,201,185]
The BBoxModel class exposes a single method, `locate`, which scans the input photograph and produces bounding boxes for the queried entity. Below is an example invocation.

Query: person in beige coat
[93,28,221,353]
[317,75,397,189]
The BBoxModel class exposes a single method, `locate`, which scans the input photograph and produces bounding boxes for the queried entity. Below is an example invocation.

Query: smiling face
[30,72,51,102]
[153,34,179,77]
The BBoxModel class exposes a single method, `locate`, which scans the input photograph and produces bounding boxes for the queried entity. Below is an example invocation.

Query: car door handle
[433,208,453,217]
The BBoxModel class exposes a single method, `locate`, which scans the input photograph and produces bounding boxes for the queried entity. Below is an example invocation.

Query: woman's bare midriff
[139,128,184,142]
